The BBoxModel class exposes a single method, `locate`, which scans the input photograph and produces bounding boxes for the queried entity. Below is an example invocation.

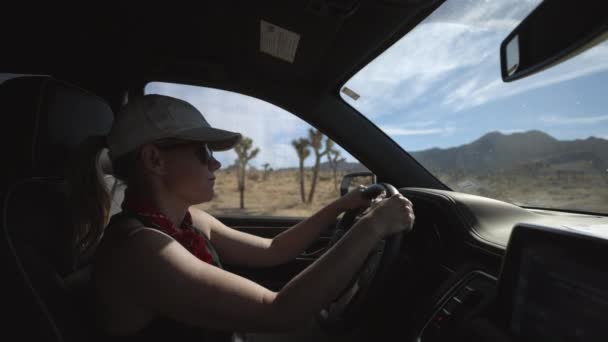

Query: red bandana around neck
[121,189,216,265]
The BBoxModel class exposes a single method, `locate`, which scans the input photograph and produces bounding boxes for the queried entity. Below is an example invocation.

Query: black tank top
[99,211,234,342]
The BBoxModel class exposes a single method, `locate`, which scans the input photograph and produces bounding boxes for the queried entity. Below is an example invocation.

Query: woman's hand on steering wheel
[335,185,386,212]
[362,193,415,238]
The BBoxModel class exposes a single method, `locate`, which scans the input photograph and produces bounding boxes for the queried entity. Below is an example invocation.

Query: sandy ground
[195,168,607,217]
[195,170,349,217]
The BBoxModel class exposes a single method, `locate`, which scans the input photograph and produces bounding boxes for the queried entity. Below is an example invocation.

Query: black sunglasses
[153,139,214,164]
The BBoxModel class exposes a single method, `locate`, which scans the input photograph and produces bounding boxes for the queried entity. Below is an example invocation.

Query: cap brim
[176,127,242,151]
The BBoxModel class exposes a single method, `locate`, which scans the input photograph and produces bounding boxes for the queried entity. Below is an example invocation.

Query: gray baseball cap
[107,94,242,159]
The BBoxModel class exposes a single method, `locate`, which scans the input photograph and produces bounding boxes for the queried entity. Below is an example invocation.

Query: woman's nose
[209,156,221,171]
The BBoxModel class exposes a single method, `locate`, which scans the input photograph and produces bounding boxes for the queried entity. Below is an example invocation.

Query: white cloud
[344,0,608,118]
[445,42,608,112]
[431,0,539,30]
[344,21,497,118]
[404,120,438,128]
[343,0,543,118]
[540,115,608,125]
[380,124,455,136]
[499,128,527,134]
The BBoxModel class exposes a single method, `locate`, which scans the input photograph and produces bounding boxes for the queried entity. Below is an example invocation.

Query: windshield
[342,0,608,214]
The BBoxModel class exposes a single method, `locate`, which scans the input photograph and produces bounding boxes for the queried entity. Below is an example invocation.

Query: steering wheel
[317,183,404,334]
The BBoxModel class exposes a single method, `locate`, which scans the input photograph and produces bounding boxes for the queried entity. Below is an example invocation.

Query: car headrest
[0,76,113,180]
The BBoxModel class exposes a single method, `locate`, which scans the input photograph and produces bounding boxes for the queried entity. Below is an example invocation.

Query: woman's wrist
[352,214,385,241]
[329,197,349,215]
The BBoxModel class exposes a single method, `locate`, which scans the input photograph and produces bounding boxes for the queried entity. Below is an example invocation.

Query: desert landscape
[195,169,370,217]
[196,130,608,217]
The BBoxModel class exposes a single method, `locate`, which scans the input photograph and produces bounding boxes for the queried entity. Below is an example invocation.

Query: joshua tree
[307,129,332,203]
[234,137,259,209]
[327,149,346,191]
[292,138,310,203]
[262,163,273,181]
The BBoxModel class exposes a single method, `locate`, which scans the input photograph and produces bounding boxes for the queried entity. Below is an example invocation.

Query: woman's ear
[139,144,166,176]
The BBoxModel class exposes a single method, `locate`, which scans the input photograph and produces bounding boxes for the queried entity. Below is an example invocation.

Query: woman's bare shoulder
[95,215,177,274]
[94,217,180,334]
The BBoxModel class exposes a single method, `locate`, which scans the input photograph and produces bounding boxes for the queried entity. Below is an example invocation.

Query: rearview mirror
[500,1,608,82]
[340,172,376,197]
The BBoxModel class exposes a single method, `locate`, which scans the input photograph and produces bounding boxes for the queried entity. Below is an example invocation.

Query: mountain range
[410,130,608,175]
[311,130,608,176]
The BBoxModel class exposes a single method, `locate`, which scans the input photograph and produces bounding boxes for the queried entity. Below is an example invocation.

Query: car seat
[0,76,113,342]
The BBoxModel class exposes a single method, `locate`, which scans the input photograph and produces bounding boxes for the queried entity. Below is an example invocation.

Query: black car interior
[2,1,608,341]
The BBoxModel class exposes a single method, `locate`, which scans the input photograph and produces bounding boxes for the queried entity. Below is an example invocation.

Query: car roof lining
[3,1,445,112]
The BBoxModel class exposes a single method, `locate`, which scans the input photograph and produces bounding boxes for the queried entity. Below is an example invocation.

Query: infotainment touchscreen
[495,224,608,341]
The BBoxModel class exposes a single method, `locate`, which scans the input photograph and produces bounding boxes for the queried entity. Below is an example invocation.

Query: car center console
[417,270,497,341]
[417,223,608,341]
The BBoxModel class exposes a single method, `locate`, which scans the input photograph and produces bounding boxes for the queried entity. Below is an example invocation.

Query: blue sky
[342,0,608,151]
[148,0,608,169]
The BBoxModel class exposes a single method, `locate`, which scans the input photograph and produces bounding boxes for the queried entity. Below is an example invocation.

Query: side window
[145,82,367,217]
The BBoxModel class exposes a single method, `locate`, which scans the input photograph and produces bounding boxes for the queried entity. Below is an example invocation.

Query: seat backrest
[0,76,114,342]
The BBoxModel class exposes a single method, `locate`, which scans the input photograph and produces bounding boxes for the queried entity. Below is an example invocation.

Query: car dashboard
[390,188,608,341]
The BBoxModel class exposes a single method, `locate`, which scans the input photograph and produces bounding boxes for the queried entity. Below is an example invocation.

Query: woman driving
[69,94,415,340]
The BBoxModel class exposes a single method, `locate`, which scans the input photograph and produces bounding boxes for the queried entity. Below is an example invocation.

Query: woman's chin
[197,190,214,203]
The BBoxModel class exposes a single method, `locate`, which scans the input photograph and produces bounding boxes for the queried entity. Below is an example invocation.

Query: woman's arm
[98,194,413,333]
[192,187,374,268]
[268,189,370,263]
